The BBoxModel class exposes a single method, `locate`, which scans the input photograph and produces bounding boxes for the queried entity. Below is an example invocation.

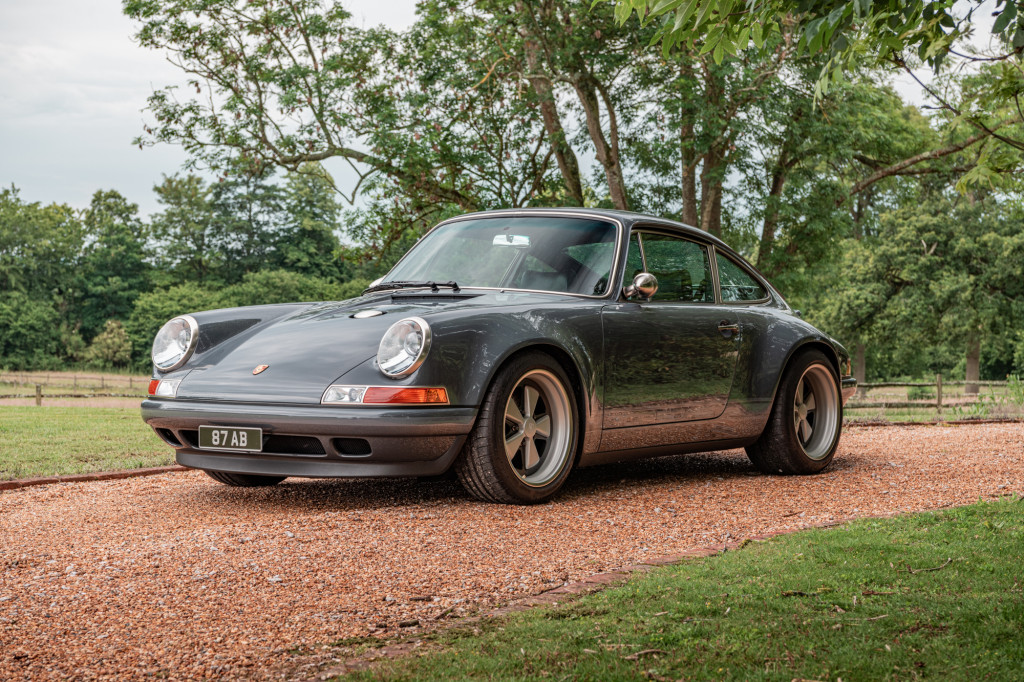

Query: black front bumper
[141,398,476,478]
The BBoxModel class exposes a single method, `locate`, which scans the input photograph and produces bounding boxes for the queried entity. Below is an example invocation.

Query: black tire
[204,470,287,487]
[746,349,842,475]
[456,352,579,504]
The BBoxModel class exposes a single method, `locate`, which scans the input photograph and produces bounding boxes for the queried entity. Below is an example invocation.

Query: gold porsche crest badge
[252,364,269,375]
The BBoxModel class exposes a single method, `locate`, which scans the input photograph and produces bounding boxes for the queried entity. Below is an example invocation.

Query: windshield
[384,217,618,296]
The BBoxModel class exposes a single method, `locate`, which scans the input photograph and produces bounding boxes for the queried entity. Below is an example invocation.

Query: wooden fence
[848,374,1011,411]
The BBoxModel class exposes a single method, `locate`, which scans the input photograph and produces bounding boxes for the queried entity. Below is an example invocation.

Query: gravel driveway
[2,423,1021,680]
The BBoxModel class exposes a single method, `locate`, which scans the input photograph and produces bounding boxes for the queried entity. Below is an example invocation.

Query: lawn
[0,406,171,480]
[344,497,1024,681]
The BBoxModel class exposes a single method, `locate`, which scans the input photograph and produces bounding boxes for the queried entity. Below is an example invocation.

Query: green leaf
[992,6,1014,34]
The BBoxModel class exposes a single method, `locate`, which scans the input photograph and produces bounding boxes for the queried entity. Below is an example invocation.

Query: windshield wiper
[363,280,461,295]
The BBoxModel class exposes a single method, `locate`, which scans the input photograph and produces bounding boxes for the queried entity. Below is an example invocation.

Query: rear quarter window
[716,253,767,302]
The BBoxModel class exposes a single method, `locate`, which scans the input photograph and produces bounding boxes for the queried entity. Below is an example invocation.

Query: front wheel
[746,350,842,475]
[204,470,287,487]
[456,352,578,504]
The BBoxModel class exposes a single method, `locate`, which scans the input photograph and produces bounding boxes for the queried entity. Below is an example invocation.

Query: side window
[716,253,767,302]
[641,233,714,302]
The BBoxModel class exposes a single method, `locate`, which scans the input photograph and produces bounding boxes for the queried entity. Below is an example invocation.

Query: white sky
[0,0,997,219]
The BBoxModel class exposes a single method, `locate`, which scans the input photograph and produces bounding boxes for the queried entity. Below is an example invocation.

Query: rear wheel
[204,470,287,487]
[746,350,842,475]
[456,352,578,504]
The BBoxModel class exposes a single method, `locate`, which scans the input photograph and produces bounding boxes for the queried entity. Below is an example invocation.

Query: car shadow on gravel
[177,446,852,512]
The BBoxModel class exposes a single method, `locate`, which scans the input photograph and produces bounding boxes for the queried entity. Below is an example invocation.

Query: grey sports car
[142,208,856,504]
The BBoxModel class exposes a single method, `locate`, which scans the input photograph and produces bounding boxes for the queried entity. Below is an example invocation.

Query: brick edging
[0,465,187,491]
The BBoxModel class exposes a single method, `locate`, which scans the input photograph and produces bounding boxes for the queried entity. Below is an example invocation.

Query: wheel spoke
[506,398,524,426]
[523,385,539,419]
[805,392,816,412]
[523,437,540,469]
[795,378,805,407]
[799,418,812,442]
[505,431,525,463]
[534,415,551,439]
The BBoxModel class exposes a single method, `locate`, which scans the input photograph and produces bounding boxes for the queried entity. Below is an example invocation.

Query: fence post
[101,376,104,390]
[73,374,77,388]
[35,384,42,407]
[129,376,133,389]
[936,373,942,414]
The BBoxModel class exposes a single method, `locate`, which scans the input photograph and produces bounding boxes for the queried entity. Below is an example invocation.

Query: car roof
[446,207,734,253]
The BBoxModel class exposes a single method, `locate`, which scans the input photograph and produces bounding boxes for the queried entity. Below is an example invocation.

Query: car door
[602,230,741,428]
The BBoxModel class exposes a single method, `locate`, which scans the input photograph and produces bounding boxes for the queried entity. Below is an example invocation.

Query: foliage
[0,186,83,299]
[1007,374,1024,406]
[612,0,1024,189]
[77,190,152,339]
[0,292,63,370]
[84,320,134,369]
[221,269,352,306]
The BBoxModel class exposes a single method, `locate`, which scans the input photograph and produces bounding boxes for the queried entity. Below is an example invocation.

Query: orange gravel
[1,423,1022,680]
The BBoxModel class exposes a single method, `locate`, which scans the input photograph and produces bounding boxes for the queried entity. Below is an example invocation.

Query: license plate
[198,426,263,452]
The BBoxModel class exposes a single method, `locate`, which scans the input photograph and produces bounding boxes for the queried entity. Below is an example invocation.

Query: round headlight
[377,317,431,377]
[152,315,199,372]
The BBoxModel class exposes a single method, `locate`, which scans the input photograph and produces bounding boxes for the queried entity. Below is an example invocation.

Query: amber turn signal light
[362,387,449,404]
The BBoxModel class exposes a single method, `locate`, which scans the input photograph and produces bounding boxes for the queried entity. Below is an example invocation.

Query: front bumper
[141,398,476,478]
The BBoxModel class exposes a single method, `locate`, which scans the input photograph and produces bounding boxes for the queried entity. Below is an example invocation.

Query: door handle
[718,321,740,338]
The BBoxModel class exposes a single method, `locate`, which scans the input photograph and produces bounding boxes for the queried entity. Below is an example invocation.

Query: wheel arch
[769,339,842,407]
[479,342,589,463]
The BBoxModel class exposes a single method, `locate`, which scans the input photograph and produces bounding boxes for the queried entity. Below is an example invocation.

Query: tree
[0,186,83,300]
[209,167,286,283]
[148,174,220,285]
[612,0,1024,191]
[78,190,151,339]
[275,164,344,279]
[0,292,62,370]
[812,190,1024,384]
[85,319,134,369]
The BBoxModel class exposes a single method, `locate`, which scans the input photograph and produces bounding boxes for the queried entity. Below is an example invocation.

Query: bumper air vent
[263,435,326,456]
[333,438,372,456]
[156,428,182,447]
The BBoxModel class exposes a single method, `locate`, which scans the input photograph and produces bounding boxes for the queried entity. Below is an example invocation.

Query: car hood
[175,289,572,404]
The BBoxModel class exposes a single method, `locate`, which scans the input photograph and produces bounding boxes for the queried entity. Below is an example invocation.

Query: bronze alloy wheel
[456,352,579,504]
[792,363,840,461]
[745,349,843,475]
[502,369,574,487]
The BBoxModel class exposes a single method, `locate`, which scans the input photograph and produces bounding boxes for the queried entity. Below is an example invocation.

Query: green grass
[0,406,171,480]
[345,497,1024,681]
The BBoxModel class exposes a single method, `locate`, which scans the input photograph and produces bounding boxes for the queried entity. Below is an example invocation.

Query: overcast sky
[0,1,994,219]
[0,0,418,217]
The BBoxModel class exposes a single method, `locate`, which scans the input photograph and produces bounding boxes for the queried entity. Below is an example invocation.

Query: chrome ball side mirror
[623,272,658,300]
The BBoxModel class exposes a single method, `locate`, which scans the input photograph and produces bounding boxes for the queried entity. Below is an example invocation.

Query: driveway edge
[0,465,187,491]
[311,512,915,679]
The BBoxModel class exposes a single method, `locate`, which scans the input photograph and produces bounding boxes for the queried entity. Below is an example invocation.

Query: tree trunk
[699,147,723,235]
[518,14,584,206]
[681,121,698,225]
[572,74,629,210]
[965,336,981,395]
[757,163,787,266]
[679,61,699,225]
